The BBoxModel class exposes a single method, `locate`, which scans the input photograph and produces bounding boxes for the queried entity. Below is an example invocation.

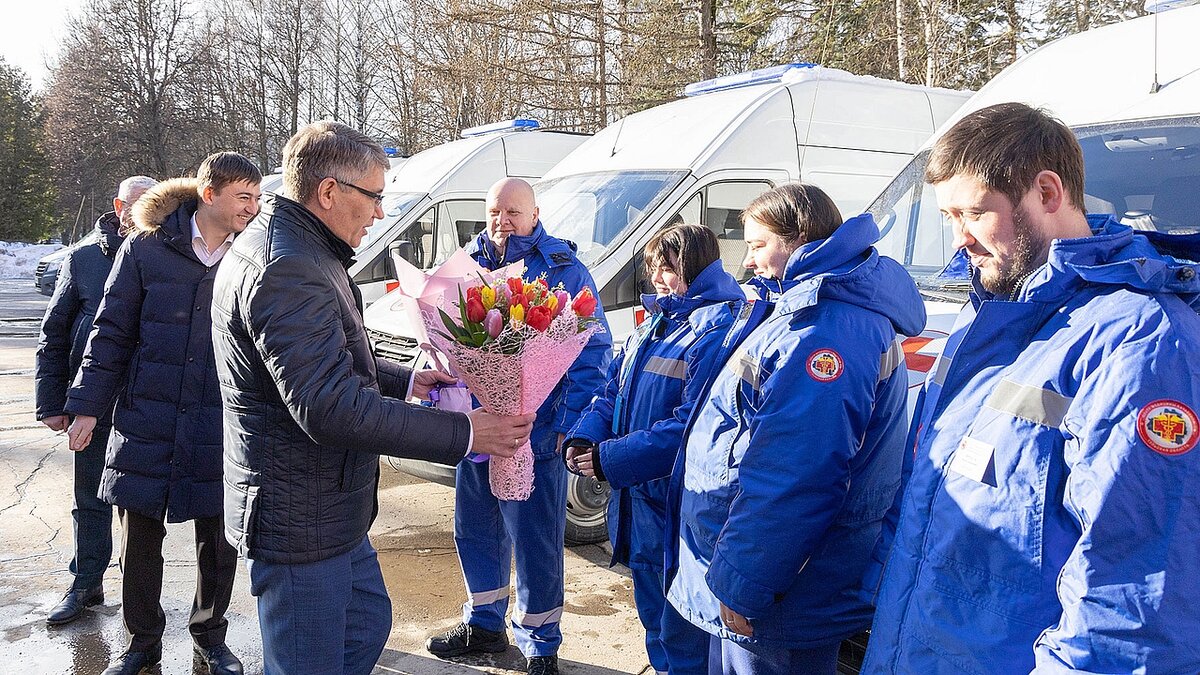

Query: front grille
[367,328,420,365]
[35,261,48,288]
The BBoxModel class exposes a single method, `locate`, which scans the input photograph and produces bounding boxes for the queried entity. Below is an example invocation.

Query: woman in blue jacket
[566,224,746,675]
[664,185,925,674]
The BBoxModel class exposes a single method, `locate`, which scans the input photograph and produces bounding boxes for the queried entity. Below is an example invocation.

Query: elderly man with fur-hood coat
[64,153,262,675]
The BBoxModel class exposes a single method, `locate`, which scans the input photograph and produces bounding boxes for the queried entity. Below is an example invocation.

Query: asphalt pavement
[0,278,648,674]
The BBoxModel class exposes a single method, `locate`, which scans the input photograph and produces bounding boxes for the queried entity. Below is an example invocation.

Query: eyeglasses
[333,179,385,205]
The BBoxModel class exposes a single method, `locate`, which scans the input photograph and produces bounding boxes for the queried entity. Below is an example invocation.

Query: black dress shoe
[527,655,560,675]
[101,644,162,675]
[426,622,509,658]
[194,643,244,675]
[46,585,103,626]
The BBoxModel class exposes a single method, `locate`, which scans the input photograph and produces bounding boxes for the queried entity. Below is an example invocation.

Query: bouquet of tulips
[422,275,603,500]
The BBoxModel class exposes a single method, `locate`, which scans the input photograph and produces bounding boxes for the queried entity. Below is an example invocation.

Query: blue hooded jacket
[664,214,926,648]
[466,223,612,457]
[862,216,1200,674]
[569,260,746,570]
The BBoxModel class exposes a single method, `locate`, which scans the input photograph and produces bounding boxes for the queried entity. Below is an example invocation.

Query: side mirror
[388,239,416,277]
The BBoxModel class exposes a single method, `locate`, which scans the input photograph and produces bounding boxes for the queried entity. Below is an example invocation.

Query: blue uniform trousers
[707,635,839,675]
[71,422,113,589]
[454,453,566,657]
[248,536,391,675]
[657,584,710,674]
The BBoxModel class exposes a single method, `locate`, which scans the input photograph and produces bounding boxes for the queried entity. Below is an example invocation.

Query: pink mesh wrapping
[423,303,602,501]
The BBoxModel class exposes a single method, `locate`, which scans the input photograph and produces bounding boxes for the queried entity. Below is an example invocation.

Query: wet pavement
[0,278,649,674]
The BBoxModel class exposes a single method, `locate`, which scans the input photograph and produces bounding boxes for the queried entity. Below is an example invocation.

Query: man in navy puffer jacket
[65,153,261,675]
[35,175,155,626]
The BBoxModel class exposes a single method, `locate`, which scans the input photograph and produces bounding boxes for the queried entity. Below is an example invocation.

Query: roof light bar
[684,63,817,97]
[460,118,542,138]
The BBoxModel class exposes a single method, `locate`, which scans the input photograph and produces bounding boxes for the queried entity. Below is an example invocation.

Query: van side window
[597,180,771,310]
[351,199,485,284]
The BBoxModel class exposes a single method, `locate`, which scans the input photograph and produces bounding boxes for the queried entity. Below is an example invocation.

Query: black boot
[527,655,560,675]
[194,643,244,675]
[100,644,162,675]
[426,622,509,658]
[46,585,103,626]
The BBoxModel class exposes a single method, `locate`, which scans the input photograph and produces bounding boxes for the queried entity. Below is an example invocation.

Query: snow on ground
[0,241,63,278]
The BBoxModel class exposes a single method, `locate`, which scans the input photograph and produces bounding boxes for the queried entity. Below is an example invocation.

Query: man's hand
[412,368,457,401]
[67,415,98,452]
[719,602,753,637]
[467,409,536,458]
[41,415,69,432]
[564,444,596,478]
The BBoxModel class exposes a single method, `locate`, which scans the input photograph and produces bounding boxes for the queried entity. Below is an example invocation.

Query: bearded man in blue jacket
[862,103,1200,673]
[426,178,612,675]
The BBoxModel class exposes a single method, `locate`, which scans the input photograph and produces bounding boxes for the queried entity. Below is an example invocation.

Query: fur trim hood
[132,178,200,233]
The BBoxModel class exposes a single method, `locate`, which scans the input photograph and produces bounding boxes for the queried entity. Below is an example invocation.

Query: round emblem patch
[1137,400,1199,456]
[806,349,844,382]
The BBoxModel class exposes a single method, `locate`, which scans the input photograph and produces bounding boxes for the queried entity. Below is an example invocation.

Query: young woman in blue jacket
[566,224,746,675]
[664,185,925,674]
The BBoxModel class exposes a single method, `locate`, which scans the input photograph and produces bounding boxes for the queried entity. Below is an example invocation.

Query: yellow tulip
[511,304,525,324]
[480,285,496,310]
[545,294,558,311]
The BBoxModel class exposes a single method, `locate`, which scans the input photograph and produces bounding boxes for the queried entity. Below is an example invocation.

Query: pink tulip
[484,308,503,338]
[553,290,570,317]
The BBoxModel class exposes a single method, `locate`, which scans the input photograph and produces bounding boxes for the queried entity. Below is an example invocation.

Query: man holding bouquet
[211,122,536,675]
[426,178,612,675]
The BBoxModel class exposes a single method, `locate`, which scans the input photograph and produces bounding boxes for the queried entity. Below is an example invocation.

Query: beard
[978,205,1049,298]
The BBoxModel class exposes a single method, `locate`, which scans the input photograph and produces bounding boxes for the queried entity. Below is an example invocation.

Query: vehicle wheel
[564,472,610,546]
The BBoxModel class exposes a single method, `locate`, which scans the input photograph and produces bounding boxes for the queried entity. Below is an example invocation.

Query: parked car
[35,232,96,297]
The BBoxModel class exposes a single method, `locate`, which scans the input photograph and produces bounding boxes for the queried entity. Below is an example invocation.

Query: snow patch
[0,241,63,278]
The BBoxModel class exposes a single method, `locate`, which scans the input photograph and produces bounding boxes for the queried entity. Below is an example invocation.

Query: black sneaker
[425,622,509,658]
[527,655,560,675]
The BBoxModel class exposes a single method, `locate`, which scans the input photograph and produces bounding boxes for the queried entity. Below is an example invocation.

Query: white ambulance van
[871,1,1200,396]
[536,64,970,338]
[350,120,587,306]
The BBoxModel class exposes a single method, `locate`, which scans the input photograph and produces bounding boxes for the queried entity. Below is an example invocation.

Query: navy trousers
[453,450,566,657]
[248,536,391,675]
[71,422,113,589]
[708,635,839,675]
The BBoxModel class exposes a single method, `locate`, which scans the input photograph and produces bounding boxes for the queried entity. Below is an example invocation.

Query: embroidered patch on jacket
[549,252,572,265]
[1137,400,1199,456]
[806,349,844,382]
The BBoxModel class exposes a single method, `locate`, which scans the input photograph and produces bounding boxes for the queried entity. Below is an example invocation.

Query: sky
[0,0,83,91]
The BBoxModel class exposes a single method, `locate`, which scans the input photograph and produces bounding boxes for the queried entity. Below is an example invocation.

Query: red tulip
[466,285,482,305]
[466,297,486,324]
[511,291,530,310]
[526,304,552,332]
[571,287,597,317]
[506,277,525,299]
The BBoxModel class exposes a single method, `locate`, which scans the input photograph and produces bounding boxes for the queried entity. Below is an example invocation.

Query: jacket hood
[1017,215,1200,306]
[643,259,745,328]
[131,178,200,234]
[94,211,125,256]
[468,222,577,271]
[773,213,926,337]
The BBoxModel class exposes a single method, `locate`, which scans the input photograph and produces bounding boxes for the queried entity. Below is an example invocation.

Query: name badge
[948,436,996,486]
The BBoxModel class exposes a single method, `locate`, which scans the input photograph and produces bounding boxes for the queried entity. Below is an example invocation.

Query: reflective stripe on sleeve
[879,337,905,382]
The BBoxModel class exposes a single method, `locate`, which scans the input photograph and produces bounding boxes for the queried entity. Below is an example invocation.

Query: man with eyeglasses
[210,121,535,674]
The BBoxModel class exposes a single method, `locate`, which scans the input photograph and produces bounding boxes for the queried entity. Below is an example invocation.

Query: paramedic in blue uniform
[565,224,745,675]
[666,184,925,674]
[861,102,1200,673]
[426,178,612,675]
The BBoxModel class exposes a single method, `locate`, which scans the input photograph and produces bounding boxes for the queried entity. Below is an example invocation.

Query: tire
[564,472,610,546]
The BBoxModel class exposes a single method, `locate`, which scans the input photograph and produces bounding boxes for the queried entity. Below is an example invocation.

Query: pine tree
[0,58,57,242]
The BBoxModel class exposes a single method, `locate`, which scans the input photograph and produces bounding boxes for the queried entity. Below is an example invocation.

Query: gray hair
[117,175,158,202]
[282,121,388,204]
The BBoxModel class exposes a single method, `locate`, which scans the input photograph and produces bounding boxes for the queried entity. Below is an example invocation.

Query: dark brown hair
[197,151,261,193]
[741,183,843,245]
[925,102,1085,210]
[643,224,721,286]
